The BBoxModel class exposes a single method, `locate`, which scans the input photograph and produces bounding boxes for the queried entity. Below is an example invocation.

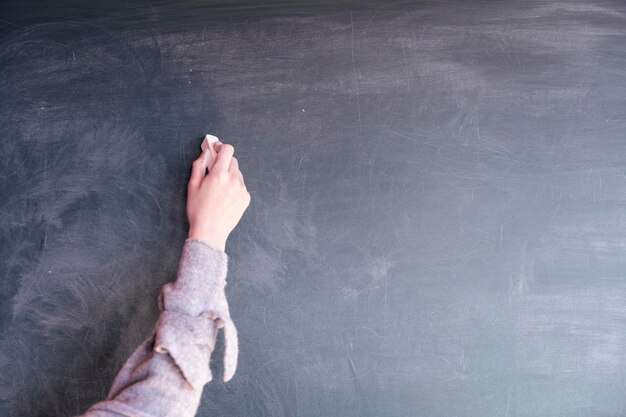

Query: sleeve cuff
[160,238,229,316]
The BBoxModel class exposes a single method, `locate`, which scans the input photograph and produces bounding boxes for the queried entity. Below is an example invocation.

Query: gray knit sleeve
[80,238,238,417]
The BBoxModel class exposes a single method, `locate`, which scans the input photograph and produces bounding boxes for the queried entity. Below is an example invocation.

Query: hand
[187,142,251,251]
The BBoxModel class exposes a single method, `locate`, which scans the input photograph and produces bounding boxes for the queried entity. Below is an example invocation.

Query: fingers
[188,150,208,191]
[206,142,247,187]
[212,143,234,173]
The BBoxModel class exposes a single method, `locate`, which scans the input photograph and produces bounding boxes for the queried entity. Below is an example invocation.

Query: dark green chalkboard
[1,1,626,416]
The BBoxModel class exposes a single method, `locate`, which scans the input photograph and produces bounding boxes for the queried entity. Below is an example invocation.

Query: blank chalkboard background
[1,1,626,416]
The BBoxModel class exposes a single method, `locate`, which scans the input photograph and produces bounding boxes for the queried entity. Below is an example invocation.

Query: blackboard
[1,1,626,416]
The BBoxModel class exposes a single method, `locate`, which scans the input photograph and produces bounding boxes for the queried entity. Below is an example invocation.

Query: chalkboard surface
[1,1,626,416]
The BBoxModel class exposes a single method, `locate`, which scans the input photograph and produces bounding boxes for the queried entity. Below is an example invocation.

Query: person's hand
[187,142,251,252]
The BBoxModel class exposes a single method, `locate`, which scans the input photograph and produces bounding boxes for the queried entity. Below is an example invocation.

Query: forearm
[81,239,237,417]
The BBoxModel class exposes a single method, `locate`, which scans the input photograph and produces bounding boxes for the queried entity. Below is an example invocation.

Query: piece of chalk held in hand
[201,134,221,170]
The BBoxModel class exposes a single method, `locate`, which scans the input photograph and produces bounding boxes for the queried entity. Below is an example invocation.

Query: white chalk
[201,134,219,152]
[201,134,221,170]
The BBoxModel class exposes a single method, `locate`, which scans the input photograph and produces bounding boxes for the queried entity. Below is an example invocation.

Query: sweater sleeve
[80,239,238,417]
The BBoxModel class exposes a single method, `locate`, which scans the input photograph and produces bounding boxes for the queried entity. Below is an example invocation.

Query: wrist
[188,228,227,252]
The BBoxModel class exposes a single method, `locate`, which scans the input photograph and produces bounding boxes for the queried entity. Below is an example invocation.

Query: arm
[82,141,250,417]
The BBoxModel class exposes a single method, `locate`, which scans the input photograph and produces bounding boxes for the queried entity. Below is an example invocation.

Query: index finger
[212,144,234,173]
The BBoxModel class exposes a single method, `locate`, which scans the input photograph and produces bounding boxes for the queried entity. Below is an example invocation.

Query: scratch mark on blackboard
[350,12,362,135]
[154,35,163,76]
[263,307,276,338]
[295,154,304,175]
[494,31,511,61]
[253,357,281,378]
[43,148,48,180]
[0,18,19,28]
[461,349,466,371]
[179,130,187,171]
[417,24,428,42]
[439,354,468,381]
[401,38,410,90]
